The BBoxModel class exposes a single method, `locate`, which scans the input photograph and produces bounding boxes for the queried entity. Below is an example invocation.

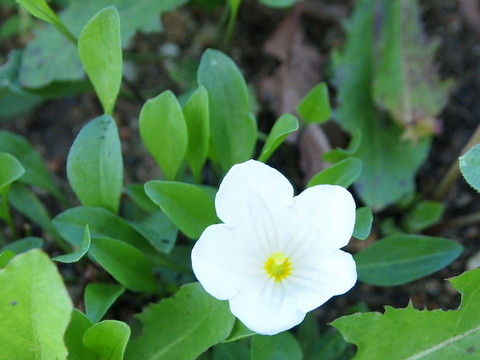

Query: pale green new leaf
[332,268,480,359]
[306,157,362,188]
[296,82,331,124]
[83,320,130,360]
[125,283,235,360]
[258,114,299,163]
[0,152,24,192]
[460,143,480,193]
[52,225,91,263]
[85,283,125,323]
[0,250,72,360]
[67,115,123,213]
[64,309,96,360]
[0,250,15,269]
[198,49,257,172]
[139,90,188,181]
[78,6,122,115]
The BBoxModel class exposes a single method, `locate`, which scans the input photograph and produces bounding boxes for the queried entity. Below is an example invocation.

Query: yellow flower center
[264,252,292,282]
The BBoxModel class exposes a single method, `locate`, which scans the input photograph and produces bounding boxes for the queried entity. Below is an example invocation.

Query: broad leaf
[183,86,210,182]
[1,236,43,254]
[0,250,72,359]
[296,82,331,124]
[89,236,156,292]
[223,319,256,343]
[128,211,178,253]
[355,234,462,286]
[401,200,444,232]
[83,320,130,360]
[139,90,188,181]
[251,332,303,360]
[64,309,96,360]
[460,143,480,193]
[78,6,122,115]
[258,114,299,163]
[306,157,362,188]
[332,268,480,359]
[198,49,257,172]
[353,207,373,240]
[126,283,235,360]
[125,183,159,212]
[0,152,24,192]
[213,342,250,360]
[145,181,218,239]
[85,283,125,323]
[67,115,123,213]
[0,131,60,198]
[0,250,15,268]
[52,225,91,263]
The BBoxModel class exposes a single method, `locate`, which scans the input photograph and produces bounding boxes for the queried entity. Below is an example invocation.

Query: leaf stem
[0,190,18,238]
[433,123,480,201]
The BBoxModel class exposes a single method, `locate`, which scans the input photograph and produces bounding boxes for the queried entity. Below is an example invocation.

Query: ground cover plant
[1,0,480,358]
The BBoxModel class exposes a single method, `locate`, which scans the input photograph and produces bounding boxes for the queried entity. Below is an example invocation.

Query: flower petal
[292,184,355,249]
[215,160,294,229]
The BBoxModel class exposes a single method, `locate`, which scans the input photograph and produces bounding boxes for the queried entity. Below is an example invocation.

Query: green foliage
[85,283,125,323]
[1,236,43,254]
[306,157,362,188]
[19,0,188,89]
[373,0,453,140]
[223,319,256,342]
[83,320,130,360]
[67,115,123,213]
[145,181,218,239]
[139,90,188,181]
[401,200,444,232]
[213,342,250,360]
[334,0,431,210]
[64,309,96,360]
[332,268,480,359]
[89,236,156,292]
[128,211,178,253]
[251,332,303,360]
[0,250,15,268]
[0,152,24,191]
[52,225,91,263]
[0,250,72,360]
[258,114,299,163]
[258,0,302,8]
[296,82,332,124]
[78,6,122,115]
[126,283,235,360]
[353,207,373,240]
[460,143,480,192]
[355,234,462,286]
[198,49,257,173]
[183,86,210,182]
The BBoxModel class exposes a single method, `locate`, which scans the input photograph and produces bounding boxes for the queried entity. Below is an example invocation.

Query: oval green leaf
[145,181,218,239]
[402,200,444,233]
[67,115,123,213]
[460,143,480,193]
[353,206,373,240]
[296,82,332,124]
[0,152,24,192]
[139,90,188,181]
[258,114,299,163]
[128,211,178,253]
[307,157,362,188]
[251,332,303,360]
[83,320,130,360]
[355,234,463,286]
[1,236,43,254]
[64,309,96,360]
[85,283,125,323]
[78,6,122,114]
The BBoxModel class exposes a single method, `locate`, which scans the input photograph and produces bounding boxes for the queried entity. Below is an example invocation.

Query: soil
[2,0,480,331]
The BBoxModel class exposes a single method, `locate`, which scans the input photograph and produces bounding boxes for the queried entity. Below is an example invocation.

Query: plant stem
[0,191,18,238]
[433,124,480,201]
[223,0,242,52]
[444,211,480,228]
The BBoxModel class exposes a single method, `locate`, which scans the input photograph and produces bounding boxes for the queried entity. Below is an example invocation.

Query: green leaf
[332,268,480,359]
[67,115,123,213]
[258,114,299,163]
[83,320,130,360]
[16,0,76,43]
[296,82,331,124]
[183,86,210,182]
[0,250,15,268]
[125,183,159,212]
[0,131,60,198]
[198,49,257,172]
[355,234,463,286]
[145,181,218,239]
[128,211,178,253]
[52,225,91,263]
[306,157,362,188]
[52,206,153,253]
[373,0,453,140]
[0,152,24,192]
[258,0,302,8]
[251,332,303,360]
[334,0,431,210]
[214,342,250,360]
[353,206,373,240]
[85,283,125,323]
[223,319,256,343]
[402,200,444,233]
[126,282,235,360]
[19,0,189,88]
[64,309,96,360]
[1,236,43,253]
[460,143,480,193]
[89,236,156,292]
[78,6,122,114]
[0,249,72,359]
[139,90,188,181]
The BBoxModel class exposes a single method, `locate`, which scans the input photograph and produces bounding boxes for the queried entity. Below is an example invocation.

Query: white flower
[191,160,357,335]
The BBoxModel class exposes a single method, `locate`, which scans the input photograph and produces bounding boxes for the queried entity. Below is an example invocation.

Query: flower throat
[264,252,292,282]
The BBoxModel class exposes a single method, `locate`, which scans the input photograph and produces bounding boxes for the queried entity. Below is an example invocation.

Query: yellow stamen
[264,252,292,282]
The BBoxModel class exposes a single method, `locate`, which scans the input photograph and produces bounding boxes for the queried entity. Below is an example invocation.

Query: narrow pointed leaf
[53,225,91,263]
[83,320,130,360]
[78,6,122,114]
[296,82,331,124]
[67,115,123,213]
[307,157,362,188]
[0,250,72,359]
[258,114,299,163]
[85,283,125,323]
[139,90,188,181]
